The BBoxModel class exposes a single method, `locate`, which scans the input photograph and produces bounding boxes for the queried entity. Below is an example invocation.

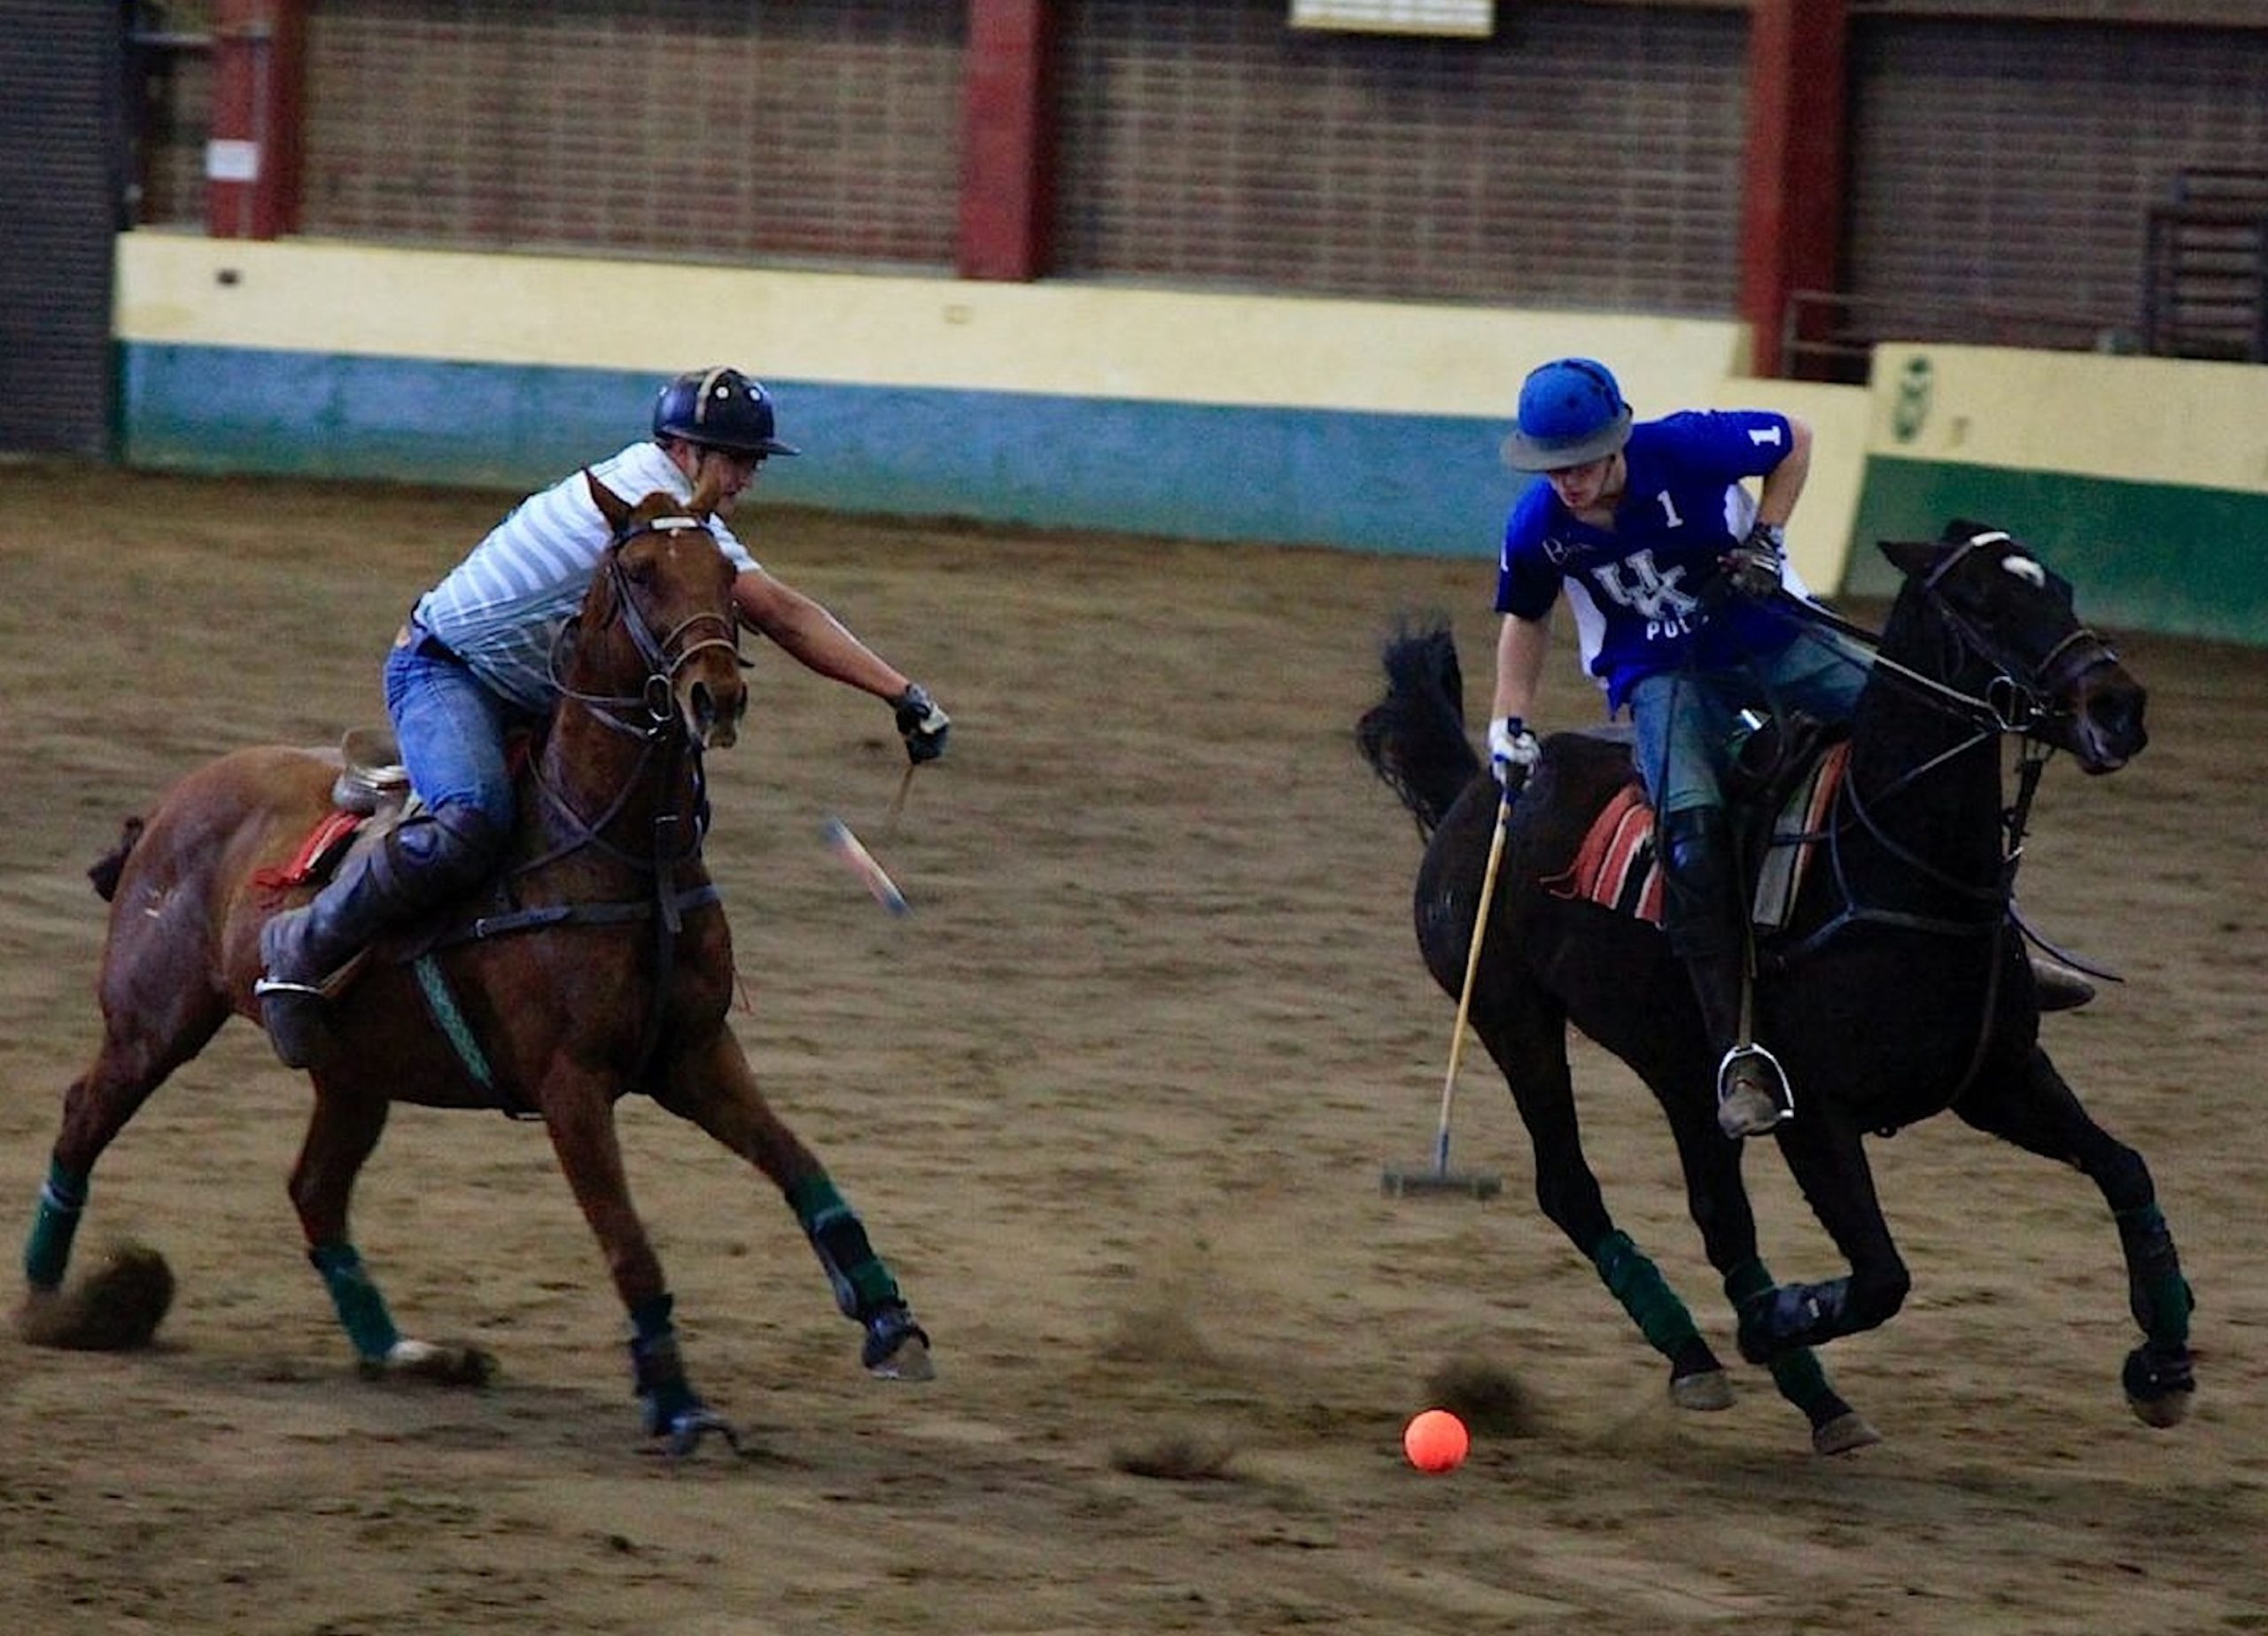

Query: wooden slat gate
[0,4,125,457]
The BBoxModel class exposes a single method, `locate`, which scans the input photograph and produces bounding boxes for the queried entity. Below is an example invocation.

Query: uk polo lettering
[1589,550,1703,627]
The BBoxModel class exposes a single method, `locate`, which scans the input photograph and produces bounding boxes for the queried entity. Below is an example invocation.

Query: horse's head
[579,471,749,751]
[1881,520,2146,773]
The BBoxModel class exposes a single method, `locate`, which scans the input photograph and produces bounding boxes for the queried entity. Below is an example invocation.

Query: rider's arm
[1493,609,1553,725]
[732,569,910,701]
[1753,415,1813,531]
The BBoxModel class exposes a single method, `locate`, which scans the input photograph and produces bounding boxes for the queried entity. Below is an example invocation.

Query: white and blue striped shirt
[412,441,759,712]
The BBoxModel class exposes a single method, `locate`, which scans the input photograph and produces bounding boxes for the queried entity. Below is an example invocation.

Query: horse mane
[1355,619,1479,836]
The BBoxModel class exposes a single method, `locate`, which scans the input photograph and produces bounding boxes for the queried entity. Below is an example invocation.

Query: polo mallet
[883,760,916,841]
[1382,788,1510,1200]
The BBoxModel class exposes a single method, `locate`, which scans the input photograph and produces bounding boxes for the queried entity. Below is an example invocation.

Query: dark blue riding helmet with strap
[651,367,802,459]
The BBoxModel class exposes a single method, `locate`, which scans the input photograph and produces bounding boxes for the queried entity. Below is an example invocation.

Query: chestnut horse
[19,476,930,1454]
[1359,521,2194,1447]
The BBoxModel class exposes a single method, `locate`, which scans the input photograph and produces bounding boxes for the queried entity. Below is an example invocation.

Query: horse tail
[1355,619,1480,836]
[87,816,146,903]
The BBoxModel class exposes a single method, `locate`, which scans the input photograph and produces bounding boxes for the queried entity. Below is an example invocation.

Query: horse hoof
[862,1302,936,1381]
[2123,1343,2195,1428]
[1812,1411,1883,1455]
[659,1406,743,1459]
[360,1338,497,1387]
[2129,1392,2192,1429]
[1669,1368,1735,1411]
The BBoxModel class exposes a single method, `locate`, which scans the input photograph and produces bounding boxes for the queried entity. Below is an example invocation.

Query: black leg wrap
[1736,1278,1850,1364]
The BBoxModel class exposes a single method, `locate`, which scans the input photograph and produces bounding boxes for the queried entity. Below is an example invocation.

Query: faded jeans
[382,629,540,830]
[1627,626,1873,818]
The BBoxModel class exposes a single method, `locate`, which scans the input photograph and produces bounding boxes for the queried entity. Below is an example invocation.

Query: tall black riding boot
[1658,805,1790,1140]
[257,804,502,1069]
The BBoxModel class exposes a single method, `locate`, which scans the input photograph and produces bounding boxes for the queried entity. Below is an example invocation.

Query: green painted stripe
[1849,455,2268,647]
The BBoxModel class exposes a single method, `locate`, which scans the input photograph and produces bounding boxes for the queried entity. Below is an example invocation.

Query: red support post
[1738,0,1849,378]
[206,0,306,239]
[958,0,1057,281]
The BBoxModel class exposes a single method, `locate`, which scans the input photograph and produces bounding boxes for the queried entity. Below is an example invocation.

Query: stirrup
[1716,1043,1792,1140]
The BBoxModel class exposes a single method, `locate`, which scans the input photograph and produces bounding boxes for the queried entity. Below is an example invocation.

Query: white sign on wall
[1289,0,1494,37]
[205,139,261,182]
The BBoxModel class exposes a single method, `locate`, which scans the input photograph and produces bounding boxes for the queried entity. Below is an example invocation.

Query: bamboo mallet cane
[1382,787,1511,1199]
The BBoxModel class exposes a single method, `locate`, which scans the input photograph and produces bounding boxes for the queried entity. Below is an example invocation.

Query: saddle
[253,728,416,898]
[1544,712,1848,934]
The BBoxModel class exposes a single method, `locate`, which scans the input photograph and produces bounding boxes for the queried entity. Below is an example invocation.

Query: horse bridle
[549,515,748,740]
[1767,532,2128,1097]
[1785,530,2121,738]
[521,514,747,881]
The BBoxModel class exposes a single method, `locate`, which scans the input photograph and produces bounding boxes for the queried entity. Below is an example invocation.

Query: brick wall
[1847,14,2268,347]
[300,0,965,266]
[1051,0,1749,313]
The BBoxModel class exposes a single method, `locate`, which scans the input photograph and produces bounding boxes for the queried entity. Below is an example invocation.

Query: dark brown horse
[19,475,930,1454]
[1359,520,2194,1448]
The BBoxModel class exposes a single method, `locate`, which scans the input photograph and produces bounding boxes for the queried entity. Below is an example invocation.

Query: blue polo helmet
[1500,357,1634,472]
[651,367,801,457]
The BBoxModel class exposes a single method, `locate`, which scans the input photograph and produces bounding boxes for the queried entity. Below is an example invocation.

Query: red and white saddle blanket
[1542,743,1850,932]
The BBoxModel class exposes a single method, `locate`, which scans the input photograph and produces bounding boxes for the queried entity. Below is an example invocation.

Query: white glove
[1488,717,1541,786]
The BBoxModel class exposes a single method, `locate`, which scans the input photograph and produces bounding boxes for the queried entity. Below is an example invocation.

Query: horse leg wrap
[787,1175,901,1321]
[1736,1275,1851,1364]
[1724,1257,1838,1416]
[1590,1231,1701,1357]
[24,1160,89,1291]
[627,1292,703,1435]
[308,1241,401,1361]
[2116,1204,2194,1346]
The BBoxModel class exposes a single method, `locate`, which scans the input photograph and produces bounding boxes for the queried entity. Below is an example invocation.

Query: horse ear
[584,469,631,533]
[1876,537,1942,578]
[686,466,724,521]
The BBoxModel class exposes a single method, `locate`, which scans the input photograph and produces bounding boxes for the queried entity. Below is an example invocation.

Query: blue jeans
[382,632,538,830]
[1627,627,1872,818]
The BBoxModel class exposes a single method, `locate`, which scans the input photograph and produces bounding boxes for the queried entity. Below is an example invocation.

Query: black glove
[892,683,951,764]
[1721,521,1786,600]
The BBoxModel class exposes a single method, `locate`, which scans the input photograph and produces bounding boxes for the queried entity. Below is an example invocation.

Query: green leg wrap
[627,1291,700,1431]
[2116,1204,2194,1345]
[24,1160,89,1291]
[787,1172,899,1320]
[308,1241,400,1361]
[1725,1257,1836,1413]
[1591,1230,1702,1357]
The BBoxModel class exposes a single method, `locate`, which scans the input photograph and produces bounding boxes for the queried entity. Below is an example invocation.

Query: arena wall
[1848,345,2268,645]
[113,229,1764,560]
[115,232,2264,643]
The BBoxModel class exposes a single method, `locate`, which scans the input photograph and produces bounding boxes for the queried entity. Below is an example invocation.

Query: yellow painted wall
[115,230,1748,416]
[1868,345,2268,494]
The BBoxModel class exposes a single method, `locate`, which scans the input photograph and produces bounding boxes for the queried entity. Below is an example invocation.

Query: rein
[448,513,745,1093]
[1759,540,2118,1101]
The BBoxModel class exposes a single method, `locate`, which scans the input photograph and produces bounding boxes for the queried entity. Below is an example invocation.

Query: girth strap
[411,883,725,1119]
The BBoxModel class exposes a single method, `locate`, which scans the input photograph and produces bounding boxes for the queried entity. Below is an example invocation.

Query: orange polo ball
[1402,1408,1469,1472]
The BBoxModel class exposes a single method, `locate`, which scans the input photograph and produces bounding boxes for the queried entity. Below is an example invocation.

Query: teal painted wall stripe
[1848,455,2268,647]
[120,343,1518,558]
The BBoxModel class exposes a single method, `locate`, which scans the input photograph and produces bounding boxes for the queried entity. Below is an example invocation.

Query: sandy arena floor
[4,463,2265,1634]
